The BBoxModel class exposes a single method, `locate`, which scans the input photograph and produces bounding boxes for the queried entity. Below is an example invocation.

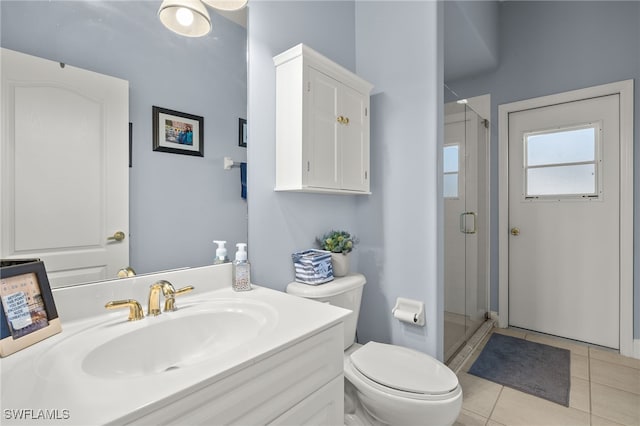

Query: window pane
[443,145,459,173]
[527,127,595,166]
[444,173,458,198]
[527,164,595,196]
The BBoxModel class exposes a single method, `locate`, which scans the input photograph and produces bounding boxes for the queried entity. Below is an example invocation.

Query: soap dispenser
[232,243,251,291]
[213,240,229,264]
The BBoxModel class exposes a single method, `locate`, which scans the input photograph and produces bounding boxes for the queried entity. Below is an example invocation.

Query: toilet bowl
[344,342,462,426]
[286,274,462,426]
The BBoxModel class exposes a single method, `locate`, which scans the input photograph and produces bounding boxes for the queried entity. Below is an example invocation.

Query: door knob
[510,227,520,236]
[108,231,126,242]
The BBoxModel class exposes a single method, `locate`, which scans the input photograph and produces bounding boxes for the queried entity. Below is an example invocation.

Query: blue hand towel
[240,162,247,199]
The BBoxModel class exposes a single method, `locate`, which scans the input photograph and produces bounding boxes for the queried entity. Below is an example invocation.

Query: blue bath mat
[468,333,570,406]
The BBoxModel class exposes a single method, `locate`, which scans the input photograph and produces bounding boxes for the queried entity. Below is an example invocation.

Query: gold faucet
[164,285,195,311]
[105,299,144,321]
[148,280,194,316]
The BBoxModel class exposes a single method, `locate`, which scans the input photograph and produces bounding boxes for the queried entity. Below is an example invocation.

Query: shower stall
[443,100,490,362]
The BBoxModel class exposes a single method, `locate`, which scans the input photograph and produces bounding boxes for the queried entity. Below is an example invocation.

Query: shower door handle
[459,212,477,235]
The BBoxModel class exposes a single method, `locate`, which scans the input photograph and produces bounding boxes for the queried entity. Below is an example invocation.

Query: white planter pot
[331,252,350,277]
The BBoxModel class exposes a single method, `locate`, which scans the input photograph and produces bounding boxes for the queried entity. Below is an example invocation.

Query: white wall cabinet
[274,44,373,194]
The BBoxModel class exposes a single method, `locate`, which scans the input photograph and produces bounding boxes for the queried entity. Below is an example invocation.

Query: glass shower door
[444,102,488,362]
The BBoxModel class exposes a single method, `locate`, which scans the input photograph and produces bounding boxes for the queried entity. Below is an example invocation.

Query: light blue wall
[247,1,361,292]
[444,1,640,337]
[1,1,248,275]
[354,1,444,358]
[248,1,444,358]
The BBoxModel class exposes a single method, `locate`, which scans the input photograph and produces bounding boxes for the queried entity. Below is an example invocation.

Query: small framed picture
[153,106,204,157]
[239,118,247,148]
[0,260,61,357]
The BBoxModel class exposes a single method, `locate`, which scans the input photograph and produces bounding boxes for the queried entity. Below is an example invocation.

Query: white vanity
[0,264,350,425]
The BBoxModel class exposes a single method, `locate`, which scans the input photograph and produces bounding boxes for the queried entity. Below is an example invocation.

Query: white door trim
[498,80,634,357]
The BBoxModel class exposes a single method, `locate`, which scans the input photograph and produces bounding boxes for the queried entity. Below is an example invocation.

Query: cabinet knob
[336,116,350,125]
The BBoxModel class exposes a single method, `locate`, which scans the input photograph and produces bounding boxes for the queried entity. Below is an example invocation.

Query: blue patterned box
[291,249,334,285]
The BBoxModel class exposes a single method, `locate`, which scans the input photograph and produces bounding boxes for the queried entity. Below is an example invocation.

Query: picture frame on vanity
[0,260,61,357]
[152,106,204,157]
[239,118,247,148]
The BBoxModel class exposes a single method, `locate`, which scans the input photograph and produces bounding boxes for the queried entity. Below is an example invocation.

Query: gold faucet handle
[164,285,195,312]
[105,299,144,321]
[175,285,194,297]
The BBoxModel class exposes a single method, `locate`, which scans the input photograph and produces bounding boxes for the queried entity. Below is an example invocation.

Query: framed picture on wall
[0,260,61,357]
[152,106,204,157]
[239,118,247,148]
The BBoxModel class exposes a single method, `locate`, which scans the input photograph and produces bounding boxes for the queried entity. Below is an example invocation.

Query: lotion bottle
[213,240,229,264]
[232,243,251,291]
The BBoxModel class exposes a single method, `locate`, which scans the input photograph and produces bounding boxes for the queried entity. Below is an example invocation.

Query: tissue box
[291,249,334,285]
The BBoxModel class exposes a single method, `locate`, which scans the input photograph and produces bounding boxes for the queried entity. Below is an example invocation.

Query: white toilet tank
[286,274,366,350]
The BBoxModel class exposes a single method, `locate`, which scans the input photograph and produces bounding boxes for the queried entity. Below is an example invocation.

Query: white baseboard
[633,339,640,360]
[490,311,500,322]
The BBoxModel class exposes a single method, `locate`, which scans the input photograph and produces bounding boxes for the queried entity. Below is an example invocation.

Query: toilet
[286,274,462,426]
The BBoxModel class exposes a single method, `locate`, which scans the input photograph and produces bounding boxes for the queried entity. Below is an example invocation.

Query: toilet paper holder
[392,297,425,326]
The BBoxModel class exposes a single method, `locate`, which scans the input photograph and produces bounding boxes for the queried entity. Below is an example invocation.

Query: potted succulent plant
[317,230,356,277]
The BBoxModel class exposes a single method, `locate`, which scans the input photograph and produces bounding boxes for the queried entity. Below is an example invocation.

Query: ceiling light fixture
[175,8,195,27]
[159,0,248,37]
[158,0,212,38]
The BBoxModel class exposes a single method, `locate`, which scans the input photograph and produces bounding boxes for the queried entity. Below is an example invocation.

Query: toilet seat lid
[350,342,459,395]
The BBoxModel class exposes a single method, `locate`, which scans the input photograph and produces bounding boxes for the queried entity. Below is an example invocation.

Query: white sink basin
[83,309,268,378]
[35,298,278,381]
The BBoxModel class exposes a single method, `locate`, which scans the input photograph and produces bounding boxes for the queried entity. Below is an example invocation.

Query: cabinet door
[307,67,340,189]
[339,84,369,191]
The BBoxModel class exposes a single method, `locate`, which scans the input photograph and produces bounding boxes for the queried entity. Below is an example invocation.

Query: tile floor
[452,327,640,426]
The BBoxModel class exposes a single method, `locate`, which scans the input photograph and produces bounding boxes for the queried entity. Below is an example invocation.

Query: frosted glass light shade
[158,0,212,37]
[201,0,248,11]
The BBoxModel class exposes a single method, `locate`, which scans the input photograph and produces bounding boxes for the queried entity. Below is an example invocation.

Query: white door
[508,94,619,349]
[1,48,129,288]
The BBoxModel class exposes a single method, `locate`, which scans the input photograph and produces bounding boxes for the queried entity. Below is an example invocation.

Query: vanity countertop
[0,266,350,425]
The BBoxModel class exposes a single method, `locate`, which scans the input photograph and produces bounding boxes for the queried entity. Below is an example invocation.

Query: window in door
[524,123,601,199]
[444,144,459,198]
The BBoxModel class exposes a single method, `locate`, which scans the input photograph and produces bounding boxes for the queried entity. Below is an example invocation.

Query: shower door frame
[443,96,491,362]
